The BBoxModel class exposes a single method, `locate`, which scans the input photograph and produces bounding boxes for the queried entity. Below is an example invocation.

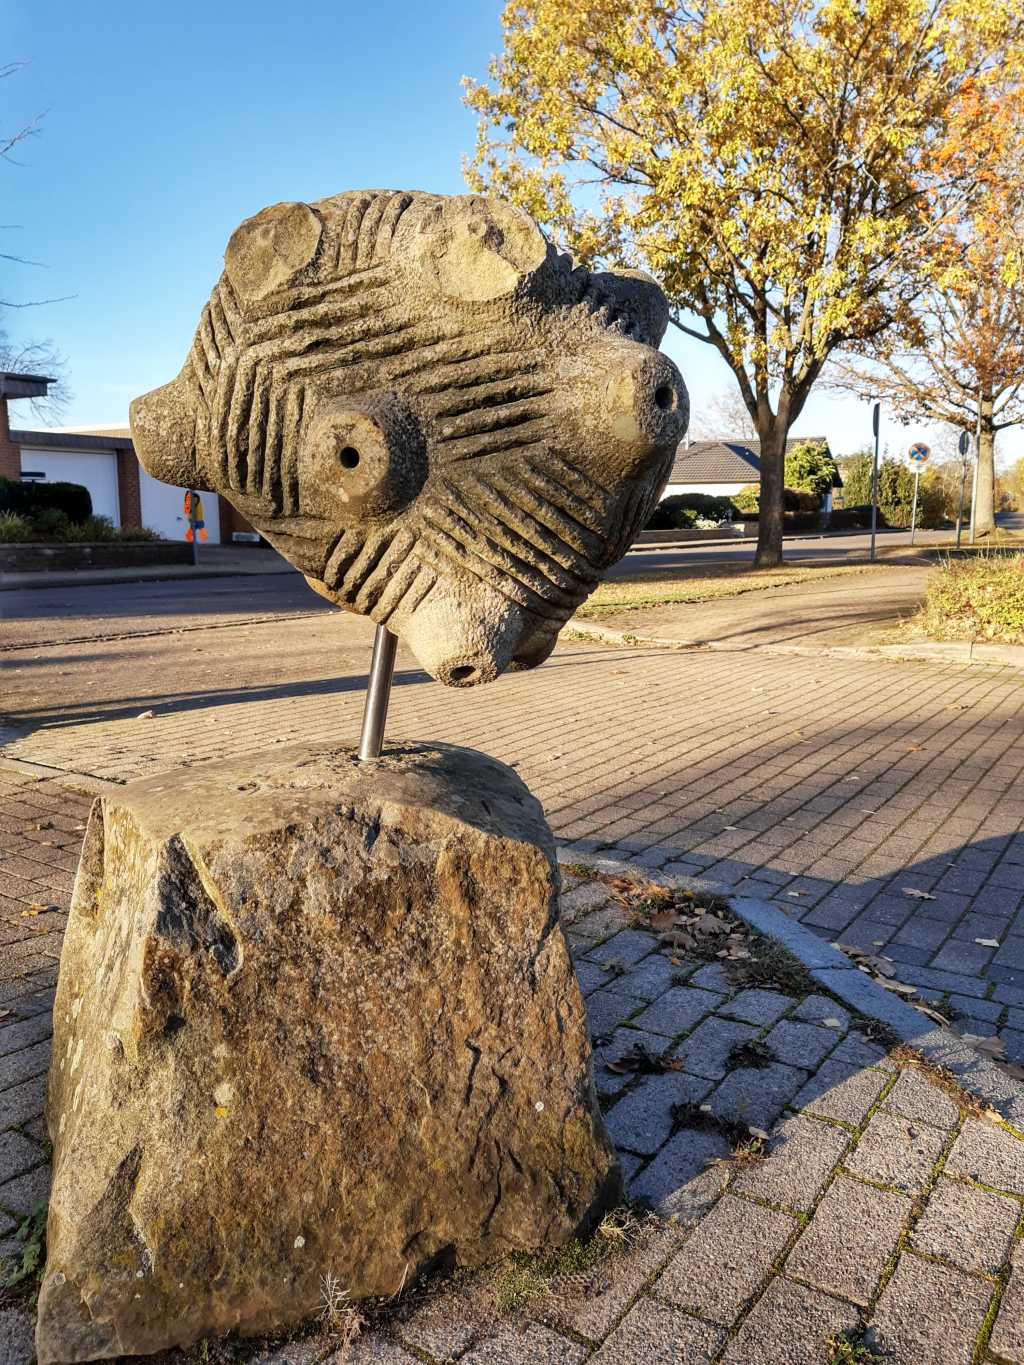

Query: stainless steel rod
[358,625,398,761]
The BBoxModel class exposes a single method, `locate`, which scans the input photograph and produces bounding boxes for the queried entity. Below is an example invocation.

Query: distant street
[0,525,947,651]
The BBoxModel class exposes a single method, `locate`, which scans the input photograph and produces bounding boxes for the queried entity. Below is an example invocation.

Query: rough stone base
[37,742,619,1363]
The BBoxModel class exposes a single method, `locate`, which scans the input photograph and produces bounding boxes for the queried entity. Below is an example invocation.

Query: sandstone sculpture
[37,743,620,1362]
[130,191,688,686]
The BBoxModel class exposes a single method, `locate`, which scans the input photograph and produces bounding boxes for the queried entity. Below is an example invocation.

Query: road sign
[908,442,930,464]
[958,430,971,458]
[183,490,208,544]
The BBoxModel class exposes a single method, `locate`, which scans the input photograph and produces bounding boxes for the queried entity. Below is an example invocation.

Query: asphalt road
[0,521,1000,652]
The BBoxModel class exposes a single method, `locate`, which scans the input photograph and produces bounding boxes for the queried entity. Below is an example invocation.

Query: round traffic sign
[908,442,930,464]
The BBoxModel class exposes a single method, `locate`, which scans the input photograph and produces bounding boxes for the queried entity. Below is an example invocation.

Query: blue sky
[5,0,1019,467]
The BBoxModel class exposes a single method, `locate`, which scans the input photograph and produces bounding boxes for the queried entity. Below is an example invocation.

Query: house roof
[669,435,840,486]
[12,427,135,453]
[668,440,761,484]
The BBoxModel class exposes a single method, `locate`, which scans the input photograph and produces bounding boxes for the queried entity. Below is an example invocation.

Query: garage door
[19,448,120,526]
[139,467,221,544]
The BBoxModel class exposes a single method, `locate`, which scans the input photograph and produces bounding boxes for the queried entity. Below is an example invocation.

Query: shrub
[31,507,72,538]
[731,484,760,516]
[644,503,675,530]
[58,514,119,542]
[784,441,839,497]
[0,511,33,542]
[921,555,1024,643]
[661,492,734,525]
[0,477,92,524]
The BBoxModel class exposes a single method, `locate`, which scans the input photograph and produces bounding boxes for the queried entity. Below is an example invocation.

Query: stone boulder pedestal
[38,742,619,1363]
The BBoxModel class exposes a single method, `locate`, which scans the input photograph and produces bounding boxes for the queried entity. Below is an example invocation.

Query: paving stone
[720,1276,860,1365]
[565,905,626,951]
[0,1131,42,1187]
[719,988,792,1026]
[0,1038,51,1093]
[585,986,647,1040]
[630,987,722,1039]
[392,1291,478,1362]
[629,1128,731,1221]
[0,1162,50,1218]
[655,1194,796,1323]
[843,1110,947,1194]
[882,1066,962,1131]
[573,959,608,997]
[592,1028,674,1097]
[556,1223,687,1343]
[458,1322,587,1364]
[794,1061,890,1126]
[584,930,659,970]
[687,963,733,993]
[911,1175,1018,1272]
[762,1020,838,1070]
[791,995,850,1030]
[944,1118,1024,1194]
[252,1334,336,1364]
[785,1176,910,1307]
[869,1252,994,1365]
[0,1012,52,1058]
[590,1296,722,1364]
[828,1034,892,1069]
[990,1240,1024,1362]
[677,1016,761,1080]
[731,1114,850,1212]
[0,1308,34,1365]
[616,952,684,1002]
[708,1062,808,1132]
[560,880,613,920]
[948,993,1002,1024]
[604,1072,714,1155]
[342,1335,424,1364]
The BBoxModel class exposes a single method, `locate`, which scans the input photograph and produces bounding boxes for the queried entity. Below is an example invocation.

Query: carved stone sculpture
[130,191,688,685]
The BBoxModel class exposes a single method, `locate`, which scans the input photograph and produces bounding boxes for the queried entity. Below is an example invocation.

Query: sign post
[870,402,881,562]
[907,442,930,546]
[955,430,970,549]
[183,490,208,565]
[969,393,982,545]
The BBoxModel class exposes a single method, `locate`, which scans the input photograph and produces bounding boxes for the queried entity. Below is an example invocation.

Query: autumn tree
[831,87,1024,536]
[465,0,1021,565]
[688,387,757,441]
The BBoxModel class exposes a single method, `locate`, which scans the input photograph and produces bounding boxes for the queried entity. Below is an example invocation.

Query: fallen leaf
[822,1018,844,1029]
[975,938,1001,948]
[649,911,677,933]
[748,1127,770,1141]
[902,888,937,900]
[137,709,156,720]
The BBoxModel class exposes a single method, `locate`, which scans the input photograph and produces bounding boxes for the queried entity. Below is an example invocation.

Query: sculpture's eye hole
[654,385,676,412]
[339,446,361,470]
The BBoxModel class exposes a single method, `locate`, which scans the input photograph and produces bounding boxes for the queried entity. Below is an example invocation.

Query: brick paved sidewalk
[4,826,1024,1365]
[5,617,1024,1065]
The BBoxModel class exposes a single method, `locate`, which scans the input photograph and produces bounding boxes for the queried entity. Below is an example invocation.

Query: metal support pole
[956,430,970,549]
[910,468,920,547]
[358,624,398,761]
[969,395,982,545]
[870,402,880,562]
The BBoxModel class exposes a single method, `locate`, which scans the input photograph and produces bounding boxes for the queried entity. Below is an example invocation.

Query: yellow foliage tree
[465,0,1022,566]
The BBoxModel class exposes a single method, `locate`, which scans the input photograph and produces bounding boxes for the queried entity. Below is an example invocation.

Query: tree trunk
[754,421,787,568]
[975,398,996,536]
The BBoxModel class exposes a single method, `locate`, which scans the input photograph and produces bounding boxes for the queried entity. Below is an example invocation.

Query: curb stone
[557,847,1024,1130]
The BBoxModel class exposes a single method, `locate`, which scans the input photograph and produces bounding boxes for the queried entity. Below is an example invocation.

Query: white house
[662,435,840,509]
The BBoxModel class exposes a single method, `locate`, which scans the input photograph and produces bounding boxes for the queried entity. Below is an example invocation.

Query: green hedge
[0,477,92,525]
